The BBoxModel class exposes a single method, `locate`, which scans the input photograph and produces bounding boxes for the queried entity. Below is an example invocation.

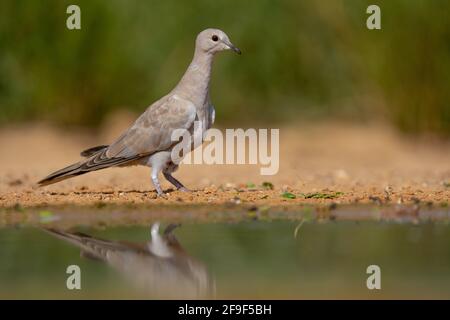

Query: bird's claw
[178,187,191,192]
[156,191,167,199]
[164,223,181,235]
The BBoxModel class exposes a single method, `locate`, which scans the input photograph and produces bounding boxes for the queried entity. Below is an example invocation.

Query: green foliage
[261,182,274,190]
[39,210,58,223]
[300,191,344,199]
[246,182,256,189]
[281,192,296,199]
[0,0,449,135]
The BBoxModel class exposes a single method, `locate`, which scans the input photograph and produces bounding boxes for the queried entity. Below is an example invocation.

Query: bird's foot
[178,186,191,192]
[164,223,181,235]
[156,191,167,199]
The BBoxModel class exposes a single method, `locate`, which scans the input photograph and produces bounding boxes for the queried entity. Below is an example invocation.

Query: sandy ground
[0,121,449,209]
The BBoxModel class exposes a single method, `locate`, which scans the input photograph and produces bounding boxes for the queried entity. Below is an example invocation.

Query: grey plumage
[38,28,240,195]
[38,148,143,186]
[43,224,213,298]
[80,145,108,157]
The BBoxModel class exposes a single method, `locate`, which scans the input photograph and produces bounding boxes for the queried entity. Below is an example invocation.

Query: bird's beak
[223,40,241,55]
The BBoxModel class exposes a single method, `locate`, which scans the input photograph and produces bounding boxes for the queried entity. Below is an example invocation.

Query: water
[1,217,449,299]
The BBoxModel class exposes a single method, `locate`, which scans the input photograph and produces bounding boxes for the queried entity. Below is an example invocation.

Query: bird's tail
[37,161,90,187]
[37,145,140,187]
[42,228,93,247]
[80,145,109,157]
[41,228,125,261]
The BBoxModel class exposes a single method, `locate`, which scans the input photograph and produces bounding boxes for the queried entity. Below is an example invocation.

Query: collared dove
[38,28,241,196]
[43,223,213,298]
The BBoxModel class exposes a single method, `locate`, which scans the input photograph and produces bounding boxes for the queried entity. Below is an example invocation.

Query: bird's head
[195,28,241,55]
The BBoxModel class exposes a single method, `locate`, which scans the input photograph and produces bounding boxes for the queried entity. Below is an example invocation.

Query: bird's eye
[212,35,219,42]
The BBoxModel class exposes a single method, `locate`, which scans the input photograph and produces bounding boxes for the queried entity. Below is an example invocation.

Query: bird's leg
[164,223,181,235]
[150,222,161,238]
[151,169,166,197]
[163,172,190,192]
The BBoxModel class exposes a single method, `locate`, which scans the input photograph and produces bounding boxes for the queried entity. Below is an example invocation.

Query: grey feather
[42,226,214,298]
[37,28,239,192]
[80,145,109,157]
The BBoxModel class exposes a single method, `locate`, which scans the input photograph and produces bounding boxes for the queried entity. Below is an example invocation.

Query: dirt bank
[0,122,449,208]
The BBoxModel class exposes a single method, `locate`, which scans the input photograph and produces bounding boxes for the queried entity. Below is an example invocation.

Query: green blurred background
[0,0,449,135]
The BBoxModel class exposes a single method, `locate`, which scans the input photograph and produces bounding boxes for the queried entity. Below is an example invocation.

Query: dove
[38,28,241,196]
[43,223,214,298]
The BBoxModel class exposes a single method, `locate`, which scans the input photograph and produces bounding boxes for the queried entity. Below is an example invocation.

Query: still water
[0,219,449,299]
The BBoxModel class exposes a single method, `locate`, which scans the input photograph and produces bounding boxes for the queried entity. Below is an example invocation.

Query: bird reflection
[43,223,214,299]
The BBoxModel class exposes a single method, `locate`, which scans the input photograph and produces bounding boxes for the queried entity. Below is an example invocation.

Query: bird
[43,223,214,298]
[38,28,241,196]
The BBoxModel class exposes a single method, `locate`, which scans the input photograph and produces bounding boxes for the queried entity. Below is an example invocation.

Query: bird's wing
[106,95,197,158]
[37,95,197,187]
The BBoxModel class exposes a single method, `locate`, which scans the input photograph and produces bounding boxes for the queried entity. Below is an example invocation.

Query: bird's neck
[173,49,213,108]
